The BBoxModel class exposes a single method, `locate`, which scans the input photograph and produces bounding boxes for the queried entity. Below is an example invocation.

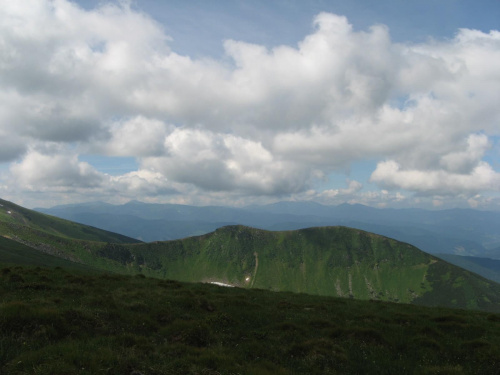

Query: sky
[0,0,500,210]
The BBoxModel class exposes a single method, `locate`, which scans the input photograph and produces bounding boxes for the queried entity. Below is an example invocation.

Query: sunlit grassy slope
[120,225,500,312]
[1,263,500,375]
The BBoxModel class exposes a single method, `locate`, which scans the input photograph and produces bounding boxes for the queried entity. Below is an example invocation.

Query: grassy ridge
[2,199,500,312]
[118,226,500,312]
[0,198,140,244]
[1,263,500,375]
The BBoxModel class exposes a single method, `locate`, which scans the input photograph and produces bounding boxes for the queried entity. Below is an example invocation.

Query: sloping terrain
[1,263,500,375]
[38,200,500,283]
[0,236,99,272]
[436,254,500,283]
[117,225,500,312]
[0,198,141,272]
[3,199,500,312]
[0,198,140,244]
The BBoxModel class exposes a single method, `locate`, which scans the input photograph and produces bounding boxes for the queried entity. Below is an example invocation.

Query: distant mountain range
[1,198,500,312]
[36,201,500,254]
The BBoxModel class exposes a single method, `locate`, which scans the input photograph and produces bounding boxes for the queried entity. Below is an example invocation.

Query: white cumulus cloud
[370,160,500,195]
[0,1,499,208]
[10,149,104,190]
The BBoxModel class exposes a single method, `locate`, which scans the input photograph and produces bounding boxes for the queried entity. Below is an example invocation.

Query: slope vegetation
[0,236,99,272]
[3,199,500,312]
[0,198,140,244]
[2,263,500,375]
[113,225,500,312]
[38,200,500,282]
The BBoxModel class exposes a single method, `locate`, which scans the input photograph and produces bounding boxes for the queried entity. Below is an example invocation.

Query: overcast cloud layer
[1,0,499,209]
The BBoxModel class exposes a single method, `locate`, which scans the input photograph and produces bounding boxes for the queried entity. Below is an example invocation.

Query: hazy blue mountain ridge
[36,200,500,283]
[436,254,500,283]
[37,201,500,256]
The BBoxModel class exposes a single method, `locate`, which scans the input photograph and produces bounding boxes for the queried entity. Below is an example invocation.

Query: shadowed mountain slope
[0,236,99,272]
[0,198,140,244]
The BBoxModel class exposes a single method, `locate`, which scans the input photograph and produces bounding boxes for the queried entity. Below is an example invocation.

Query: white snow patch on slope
[209,282,234,288]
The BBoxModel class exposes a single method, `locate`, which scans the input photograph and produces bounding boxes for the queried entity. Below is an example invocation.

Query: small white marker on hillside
[245,277,250,282]
[7,211,11,214]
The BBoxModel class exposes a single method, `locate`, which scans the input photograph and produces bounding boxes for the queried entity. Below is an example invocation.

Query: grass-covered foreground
[1,264,500,374]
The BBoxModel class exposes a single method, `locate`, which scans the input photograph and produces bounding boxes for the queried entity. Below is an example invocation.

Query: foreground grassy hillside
[1,263,500,375]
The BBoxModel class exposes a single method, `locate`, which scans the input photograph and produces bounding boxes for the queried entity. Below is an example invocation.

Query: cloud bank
[1,1,499,208]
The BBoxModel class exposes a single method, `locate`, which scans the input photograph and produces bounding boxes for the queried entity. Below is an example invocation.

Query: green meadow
[1,263,500,375]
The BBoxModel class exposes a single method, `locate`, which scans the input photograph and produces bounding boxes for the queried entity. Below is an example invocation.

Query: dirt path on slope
[251,251,259,287]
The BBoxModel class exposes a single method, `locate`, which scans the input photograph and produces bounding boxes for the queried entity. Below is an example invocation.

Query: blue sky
[0,0,499,209]
[77,1,500,58]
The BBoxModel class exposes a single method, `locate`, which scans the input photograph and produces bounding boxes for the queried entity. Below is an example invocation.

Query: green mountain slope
[2,198,500,312]
[111,225,500,312]
[0,236,99,272]
[0,198,140,244]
